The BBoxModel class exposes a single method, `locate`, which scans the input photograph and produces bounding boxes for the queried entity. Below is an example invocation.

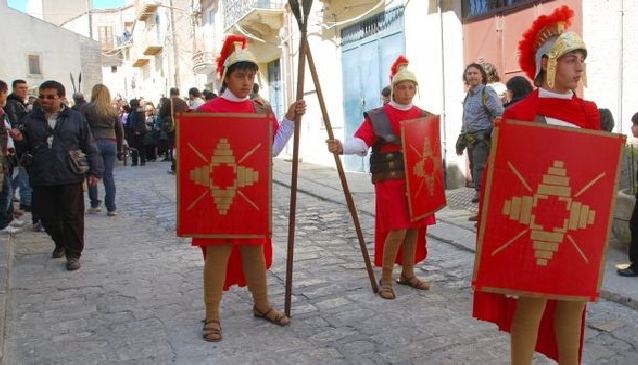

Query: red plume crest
[217,34,247,79]
[390,55,409,82]
[518,5,574,80]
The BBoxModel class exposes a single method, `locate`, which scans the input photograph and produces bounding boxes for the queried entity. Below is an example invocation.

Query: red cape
[472,89,599,362]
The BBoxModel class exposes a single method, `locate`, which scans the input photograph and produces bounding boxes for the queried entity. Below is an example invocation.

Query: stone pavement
[278,159,638,310]
[0,158,636,364]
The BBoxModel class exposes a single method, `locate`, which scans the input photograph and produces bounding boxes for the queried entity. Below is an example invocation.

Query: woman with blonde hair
[80,84,123,216]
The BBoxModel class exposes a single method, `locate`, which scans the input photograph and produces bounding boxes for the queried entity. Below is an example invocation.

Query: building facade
[223,0,637,188]
[0,0,102,99]
[12,0,634,189]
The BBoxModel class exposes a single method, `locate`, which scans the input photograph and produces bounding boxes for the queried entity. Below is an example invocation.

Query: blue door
[341,7,405,172]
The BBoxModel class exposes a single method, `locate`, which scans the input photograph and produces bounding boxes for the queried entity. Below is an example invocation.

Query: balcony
[192,51,216,74]
[143,44,163,56]
[223,0,285,37]
[136,0,160,21]
[132,58,150,67]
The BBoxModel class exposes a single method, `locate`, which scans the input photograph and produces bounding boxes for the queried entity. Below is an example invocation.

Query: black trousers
[130,134,146,165]
[629,195,638,270]
[33,184,85,259]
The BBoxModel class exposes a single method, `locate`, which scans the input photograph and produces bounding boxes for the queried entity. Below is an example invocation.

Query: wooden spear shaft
[304,40,378,293]
[284,1,311,318]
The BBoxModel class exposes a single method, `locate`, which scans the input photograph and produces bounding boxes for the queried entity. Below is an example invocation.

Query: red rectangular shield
[175,113,272,238]
[401,115,447,221]
[472,120,625,300]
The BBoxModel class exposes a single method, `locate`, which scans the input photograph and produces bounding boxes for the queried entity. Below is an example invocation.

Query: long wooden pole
[284,0,312,318]
[304,40,378,293]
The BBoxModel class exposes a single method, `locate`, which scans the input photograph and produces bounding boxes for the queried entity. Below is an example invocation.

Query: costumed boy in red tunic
[327,57,436,300]
[194,35,306,342]
[472,6,600,364]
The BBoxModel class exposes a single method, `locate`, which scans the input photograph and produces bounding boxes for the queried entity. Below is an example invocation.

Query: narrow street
[1,159,637,364]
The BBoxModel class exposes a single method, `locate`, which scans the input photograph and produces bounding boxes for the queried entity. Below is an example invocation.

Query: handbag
[160,98,175,132]
[68,149,90,174]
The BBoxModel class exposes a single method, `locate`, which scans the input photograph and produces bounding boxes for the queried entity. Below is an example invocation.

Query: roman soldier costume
[472,6,601,364]
[337,56,436,299]
[189,34,296,342]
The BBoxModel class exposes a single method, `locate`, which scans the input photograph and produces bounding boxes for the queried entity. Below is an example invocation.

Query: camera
[19,153,33,167]
[17,123,27,133]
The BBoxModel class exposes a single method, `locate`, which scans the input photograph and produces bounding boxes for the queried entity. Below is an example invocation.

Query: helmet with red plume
[518,5,587,88]
[216,34,257,82]
[389,55,417,86]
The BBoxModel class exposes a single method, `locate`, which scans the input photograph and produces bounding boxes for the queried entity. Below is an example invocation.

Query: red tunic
[194,97,280,290]
[472,89,600,362]
[354,104,436,266]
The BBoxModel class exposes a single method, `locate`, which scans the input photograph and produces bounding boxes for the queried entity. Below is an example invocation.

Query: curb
[0,234,14,362]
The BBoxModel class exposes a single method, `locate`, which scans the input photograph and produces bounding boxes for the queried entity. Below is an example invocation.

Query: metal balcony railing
[223,0,285,30]
[192,51,216,72]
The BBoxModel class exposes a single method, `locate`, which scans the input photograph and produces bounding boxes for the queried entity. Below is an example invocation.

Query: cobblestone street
[1,159,637,364]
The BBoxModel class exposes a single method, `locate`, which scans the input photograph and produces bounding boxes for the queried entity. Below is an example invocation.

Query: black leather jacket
[4,94,28,127]
[16,106,103,186]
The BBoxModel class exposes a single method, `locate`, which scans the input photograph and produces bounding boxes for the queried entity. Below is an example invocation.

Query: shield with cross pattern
[401,115,447,221]
[472,119,625,301]
[175,112,272,239]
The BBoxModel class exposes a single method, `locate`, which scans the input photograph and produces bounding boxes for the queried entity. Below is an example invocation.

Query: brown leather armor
[365,107,432,183]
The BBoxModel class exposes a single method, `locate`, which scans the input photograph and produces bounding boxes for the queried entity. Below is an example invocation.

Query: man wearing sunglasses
[12,80,103,271]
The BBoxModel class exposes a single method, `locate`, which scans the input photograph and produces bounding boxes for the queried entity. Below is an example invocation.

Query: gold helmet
[519,6,587,88]
[216,35,258,82]
[390,55,418,86]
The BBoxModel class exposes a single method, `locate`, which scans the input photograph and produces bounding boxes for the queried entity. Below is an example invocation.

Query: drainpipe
[438,0,448,188]
[169,0,181,89]
[86,0,93,38]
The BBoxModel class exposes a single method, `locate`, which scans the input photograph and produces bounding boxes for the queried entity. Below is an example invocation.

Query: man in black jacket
[4,79,28,127]
[4,80,35,216]
[158,87,188,172]
[12,80,103,271]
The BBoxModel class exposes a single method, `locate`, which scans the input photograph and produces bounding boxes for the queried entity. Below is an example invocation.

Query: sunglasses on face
[39,95,58,100]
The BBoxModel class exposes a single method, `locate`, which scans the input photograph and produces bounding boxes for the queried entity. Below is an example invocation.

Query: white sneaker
[9,219,25,227]
[0,226,21,235]
[87,207,102,214]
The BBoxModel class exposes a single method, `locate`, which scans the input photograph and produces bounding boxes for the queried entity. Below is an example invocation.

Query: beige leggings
[381,229,418,284]
[203,244,270,321]
[511,296,586,365]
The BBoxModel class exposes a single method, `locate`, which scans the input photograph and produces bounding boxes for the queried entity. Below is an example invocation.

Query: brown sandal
[253,307,291,326]
[397,274,431,290]
[378,280,396,300]
[202,319,222,342]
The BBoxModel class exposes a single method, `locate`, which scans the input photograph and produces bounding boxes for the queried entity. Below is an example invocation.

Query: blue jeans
[11,166,31,206]
[89,139,117,212]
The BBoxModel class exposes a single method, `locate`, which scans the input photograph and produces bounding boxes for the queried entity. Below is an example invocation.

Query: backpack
[160,116,174,133]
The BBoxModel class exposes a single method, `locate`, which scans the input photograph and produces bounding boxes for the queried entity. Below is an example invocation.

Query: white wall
[0,4,100,99]
[405,0,465,188]
[583,0,638,137]
[292,0,466,187]
[292,6,346,167]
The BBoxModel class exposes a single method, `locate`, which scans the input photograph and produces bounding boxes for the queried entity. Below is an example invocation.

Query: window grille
[341,6,405,46]
[462,0,552,20]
